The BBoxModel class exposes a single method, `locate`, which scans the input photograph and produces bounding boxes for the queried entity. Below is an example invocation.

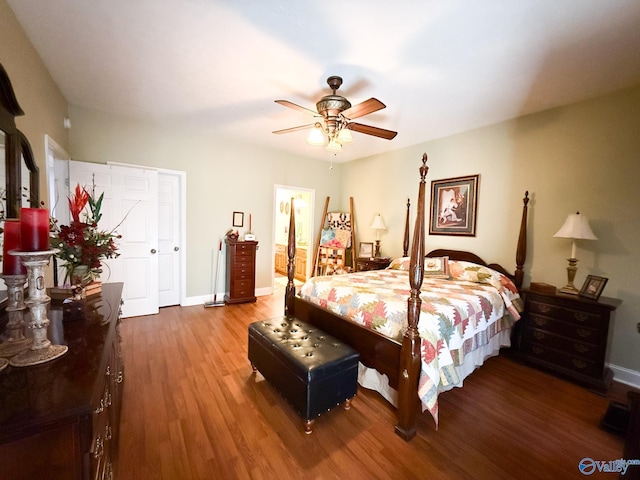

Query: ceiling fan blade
[341,98,386,120]
[272,124,316,134]
[347,122,397,140]
[275,100,318,116]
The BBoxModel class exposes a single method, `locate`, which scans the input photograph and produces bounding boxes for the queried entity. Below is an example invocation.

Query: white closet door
[157,172,181,307]
[69,161,159,317]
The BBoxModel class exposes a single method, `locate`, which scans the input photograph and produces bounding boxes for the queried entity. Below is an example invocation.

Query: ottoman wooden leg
[344,398,352,411]
[304,419,315,435]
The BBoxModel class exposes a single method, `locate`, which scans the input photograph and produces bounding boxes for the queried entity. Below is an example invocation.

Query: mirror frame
[0,63,40,330]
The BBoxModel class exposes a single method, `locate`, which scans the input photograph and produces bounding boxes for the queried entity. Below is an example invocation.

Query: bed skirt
[357,328,512,411]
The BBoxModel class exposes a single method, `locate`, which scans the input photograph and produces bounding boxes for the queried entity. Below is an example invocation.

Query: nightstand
[356,257,391,271]
[515,288,621,394]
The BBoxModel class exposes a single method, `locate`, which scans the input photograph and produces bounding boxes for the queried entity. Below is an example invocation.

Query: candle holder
[9,249,68,367]
[0,274,32,358]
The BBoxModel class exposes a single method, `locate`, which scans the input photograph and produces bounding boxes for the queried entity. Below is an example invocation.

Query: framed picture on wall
[233,211,244,227]
[429,174,479,236]
[579,275,608,300]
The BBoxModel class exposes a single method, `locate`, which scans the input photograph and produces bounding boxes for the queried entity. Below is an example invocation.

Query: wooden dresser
[0,282,124,480]
[516,288,621,394]
[224,238,258,304]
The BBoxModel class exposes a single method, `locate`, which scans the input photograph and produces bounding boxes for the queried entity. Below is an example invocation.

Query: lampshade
[336,127,353,144]
[553,212,598,240]
[370,214,387,230]
[306,126,326,146]
[325,138,342,152]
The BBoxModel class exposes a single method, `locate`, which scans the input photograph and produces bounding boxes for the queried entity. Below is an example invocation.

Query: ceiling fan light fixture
[336,126,353,144]
[325,138,342,152]
[306,125,326,146]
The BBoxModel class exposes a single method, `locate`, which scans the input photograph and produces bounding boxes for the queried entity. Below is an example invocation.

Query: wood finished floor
[117,293,627,480]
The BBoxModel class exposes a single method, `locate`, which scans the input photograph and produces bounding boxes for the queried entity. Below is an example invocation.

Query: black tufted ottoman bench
[248,317,359,434]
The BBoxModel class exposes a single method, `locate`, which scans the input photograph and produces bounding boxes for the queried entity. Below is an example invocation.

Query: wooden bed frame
[283,153,529,441]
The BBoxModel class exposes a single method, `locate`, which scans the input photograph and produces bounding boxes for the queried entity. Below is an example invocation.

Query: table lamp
[553,211,597,294]
[370,214,387,258]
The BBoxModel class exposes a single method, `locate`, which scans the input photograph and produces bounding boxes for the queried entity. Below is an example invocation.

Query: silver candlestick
[0,274,32,357]
[9,249,68,367]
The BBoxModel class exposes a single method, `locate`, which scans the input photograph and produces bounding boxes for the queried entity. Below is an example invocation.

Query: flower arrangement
[50,184,121,286]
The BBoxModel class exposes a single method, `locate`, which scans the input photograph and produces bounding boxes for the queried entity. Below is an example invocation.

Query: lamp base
[374,240,381,258]
[560,258,580,295]
[558,285,580,295]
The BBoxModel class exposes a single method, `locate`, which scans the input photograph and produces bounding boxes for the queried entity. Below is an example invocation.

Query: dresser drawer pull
[572,358,587,369]
[533,331,546,340]
[573,312,589,322]
[105,365,111,377]
[574,344,589,353]
[533,318,548,327]
[93,435,104,459]
[95,398,105,414]
[532,346,544,355]
[117,371,124,383]
[576,328,591,338]
[537,304,552,313]
[105,424,112,441]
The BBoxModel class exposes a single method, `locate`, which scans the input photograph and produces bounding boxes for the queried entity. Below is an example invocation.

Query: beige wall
[341,85,640,375]
[0,0,69,207]
[68,105,342,297]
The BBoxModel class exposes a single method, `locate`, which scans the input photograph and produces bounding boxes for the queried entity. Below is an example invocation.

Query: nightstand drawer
[528,314,600,344]
[521,343,600,377]
[528,297,605,329]
[522,327,601,358]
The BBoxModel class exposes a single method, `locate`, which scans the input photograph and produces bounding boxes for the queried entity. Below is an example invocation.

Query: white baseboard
[610,363,640,390]
[184,287,274,307]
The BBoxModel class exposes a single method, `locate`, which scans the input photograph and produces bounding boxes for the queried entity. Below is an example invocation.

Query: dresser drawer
[527,296,606,329]
[521,342,601,377]
[522,327,601,359]
[527,313,601,344]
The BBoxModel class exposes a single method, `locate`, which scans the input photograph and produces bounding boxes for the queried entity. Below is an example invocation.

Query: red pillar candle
[2,219,26,275]
[20,207,50,252]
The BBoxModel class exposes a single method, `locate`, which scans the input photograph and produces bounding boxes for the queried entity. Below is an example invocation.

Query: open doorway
[273,185,314,293]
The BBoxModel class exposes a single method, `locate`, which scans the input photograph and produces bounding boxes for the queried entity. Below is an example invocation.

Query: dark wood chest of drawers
[516,288,621,394]
[224,239,258,304]
[0,283,124,480]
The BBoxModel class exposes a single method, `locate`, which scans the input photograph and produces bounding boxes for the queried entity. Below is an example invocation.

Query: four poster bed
[283,153,529,440]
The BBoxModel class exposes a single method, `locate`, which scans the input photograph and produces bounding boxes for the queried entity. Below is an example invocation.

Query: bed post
[514,191,529,290]
[403,198,410,257]
[285,198,296,317]
[395,153,428,441]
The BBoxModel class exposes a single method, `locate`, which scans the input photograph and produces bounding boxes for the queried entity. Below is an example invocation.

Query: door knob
[174,246,179,251]
[150,249,157,254]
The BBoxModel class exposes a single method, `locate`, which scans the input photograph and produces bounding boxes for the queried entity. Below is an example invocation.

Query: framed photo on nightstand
[579,275,608,300]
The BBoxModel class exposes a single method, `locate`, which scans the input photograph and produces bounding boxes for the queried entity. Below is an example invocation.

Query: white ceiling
[8,0,640,163]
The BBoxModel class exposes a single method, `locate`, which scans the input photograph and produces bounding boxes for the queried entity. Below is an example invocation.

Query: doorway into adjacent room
[273,186,314,293]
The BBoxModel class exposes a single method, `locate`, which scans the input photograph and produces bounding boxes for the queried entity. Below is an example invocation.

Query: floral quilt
[297,259,522,426]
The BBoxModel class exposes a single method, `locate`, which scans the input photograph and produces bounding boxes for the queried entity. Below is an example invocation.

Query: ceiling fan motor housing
[316,95,351,134]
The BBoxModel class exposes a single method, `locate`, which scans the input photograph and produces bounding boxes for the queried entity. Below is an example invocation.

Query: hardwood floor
[117,293,628,479]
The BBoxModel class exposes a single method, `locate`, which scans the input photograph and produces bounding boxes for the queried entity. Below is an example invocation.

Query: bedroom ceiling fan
[273,76,397,152]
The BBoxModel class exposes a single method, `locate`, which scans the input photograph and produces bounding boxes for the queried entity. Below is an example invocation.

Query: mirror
[0,64,39,327]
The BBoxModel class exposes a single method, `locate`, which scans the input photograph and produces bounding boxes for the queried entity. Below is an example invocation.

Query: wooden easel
[311,196,357,276]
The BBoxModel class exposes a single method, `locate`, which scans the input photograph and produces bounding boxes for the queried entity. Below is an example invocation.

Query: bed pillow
[448,260,522,318]
[387,257,411,271]
[424,256,450,278]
